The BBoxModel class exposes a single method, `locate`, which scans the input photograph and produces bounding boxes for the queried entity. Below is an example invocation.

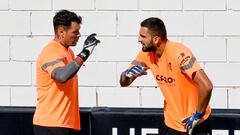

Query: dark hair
[53,9,82,33]
[141,17,167,40]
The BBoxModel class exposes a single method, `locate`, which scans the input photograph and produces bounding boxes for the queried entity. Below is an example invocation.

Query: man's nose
[138,37,142,42]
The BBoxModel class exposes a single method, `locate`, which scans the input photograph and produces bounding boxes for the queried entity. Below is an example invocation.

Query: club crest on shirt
[168,62,172,71]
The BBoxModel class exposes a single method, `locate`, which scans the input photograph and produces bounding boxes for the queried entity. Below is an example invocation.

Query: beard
[71,41,78,46]
[68,39,79,47]
[141,42,155,52]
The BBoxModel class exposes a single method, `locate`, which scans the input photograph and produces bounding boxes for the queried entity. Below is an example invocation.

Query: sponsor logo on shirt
[156,75,175,85]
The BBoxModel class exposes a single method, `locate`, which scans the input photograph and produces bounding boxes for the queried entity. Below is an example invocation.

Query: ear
[57,26,66,39]
[153,36,161,44]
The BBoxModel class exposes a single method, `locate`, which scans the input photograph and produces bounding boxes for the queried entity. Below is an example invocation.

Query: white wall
[0,0,239,111]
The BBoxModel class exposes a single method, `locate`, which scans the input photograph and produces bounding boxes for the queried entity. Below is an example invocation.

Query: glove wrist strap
[195,111,204,119]
[75,56,84,65]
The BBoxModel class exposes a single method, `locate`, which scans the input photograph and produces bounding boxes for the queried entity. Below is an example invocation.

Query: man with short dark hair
[33,9,100,135]
[120,17,213,135]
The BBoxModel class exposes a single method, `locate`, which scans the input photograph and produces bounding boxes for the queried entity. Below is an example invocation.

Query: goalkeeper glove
[124,65,147,79]
[76,33,100,64]
[77,49,90,63]
[181,111,204,135]
[83,33,100,54]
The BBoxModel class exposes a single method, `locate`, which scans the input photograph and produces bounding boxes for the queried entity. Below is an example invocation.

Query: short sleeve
[175,46,202,79]
[129,50,149,69]
[39,49,66,75]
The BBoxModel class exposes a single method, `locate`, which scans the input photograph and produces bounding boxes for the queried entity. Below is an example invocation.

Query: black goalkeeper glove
[76,33,100,64]
[83,33,100,54]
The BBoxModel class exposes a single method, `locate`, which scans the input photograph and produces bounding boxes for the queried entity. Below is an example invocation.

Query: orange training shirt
[131,41,211,132]
[33,40,80,130]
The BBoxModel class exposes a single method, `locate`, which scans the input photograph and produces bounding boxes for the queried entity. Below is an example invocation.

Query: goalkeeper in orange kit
[120,17,213,135]
[33,10,100,135]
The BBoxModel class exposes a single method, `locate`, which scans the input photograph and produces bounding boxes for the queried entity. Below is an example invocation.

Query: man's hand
[84,33,100,54]
[181,111,204,135]
[124,65,147,79]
